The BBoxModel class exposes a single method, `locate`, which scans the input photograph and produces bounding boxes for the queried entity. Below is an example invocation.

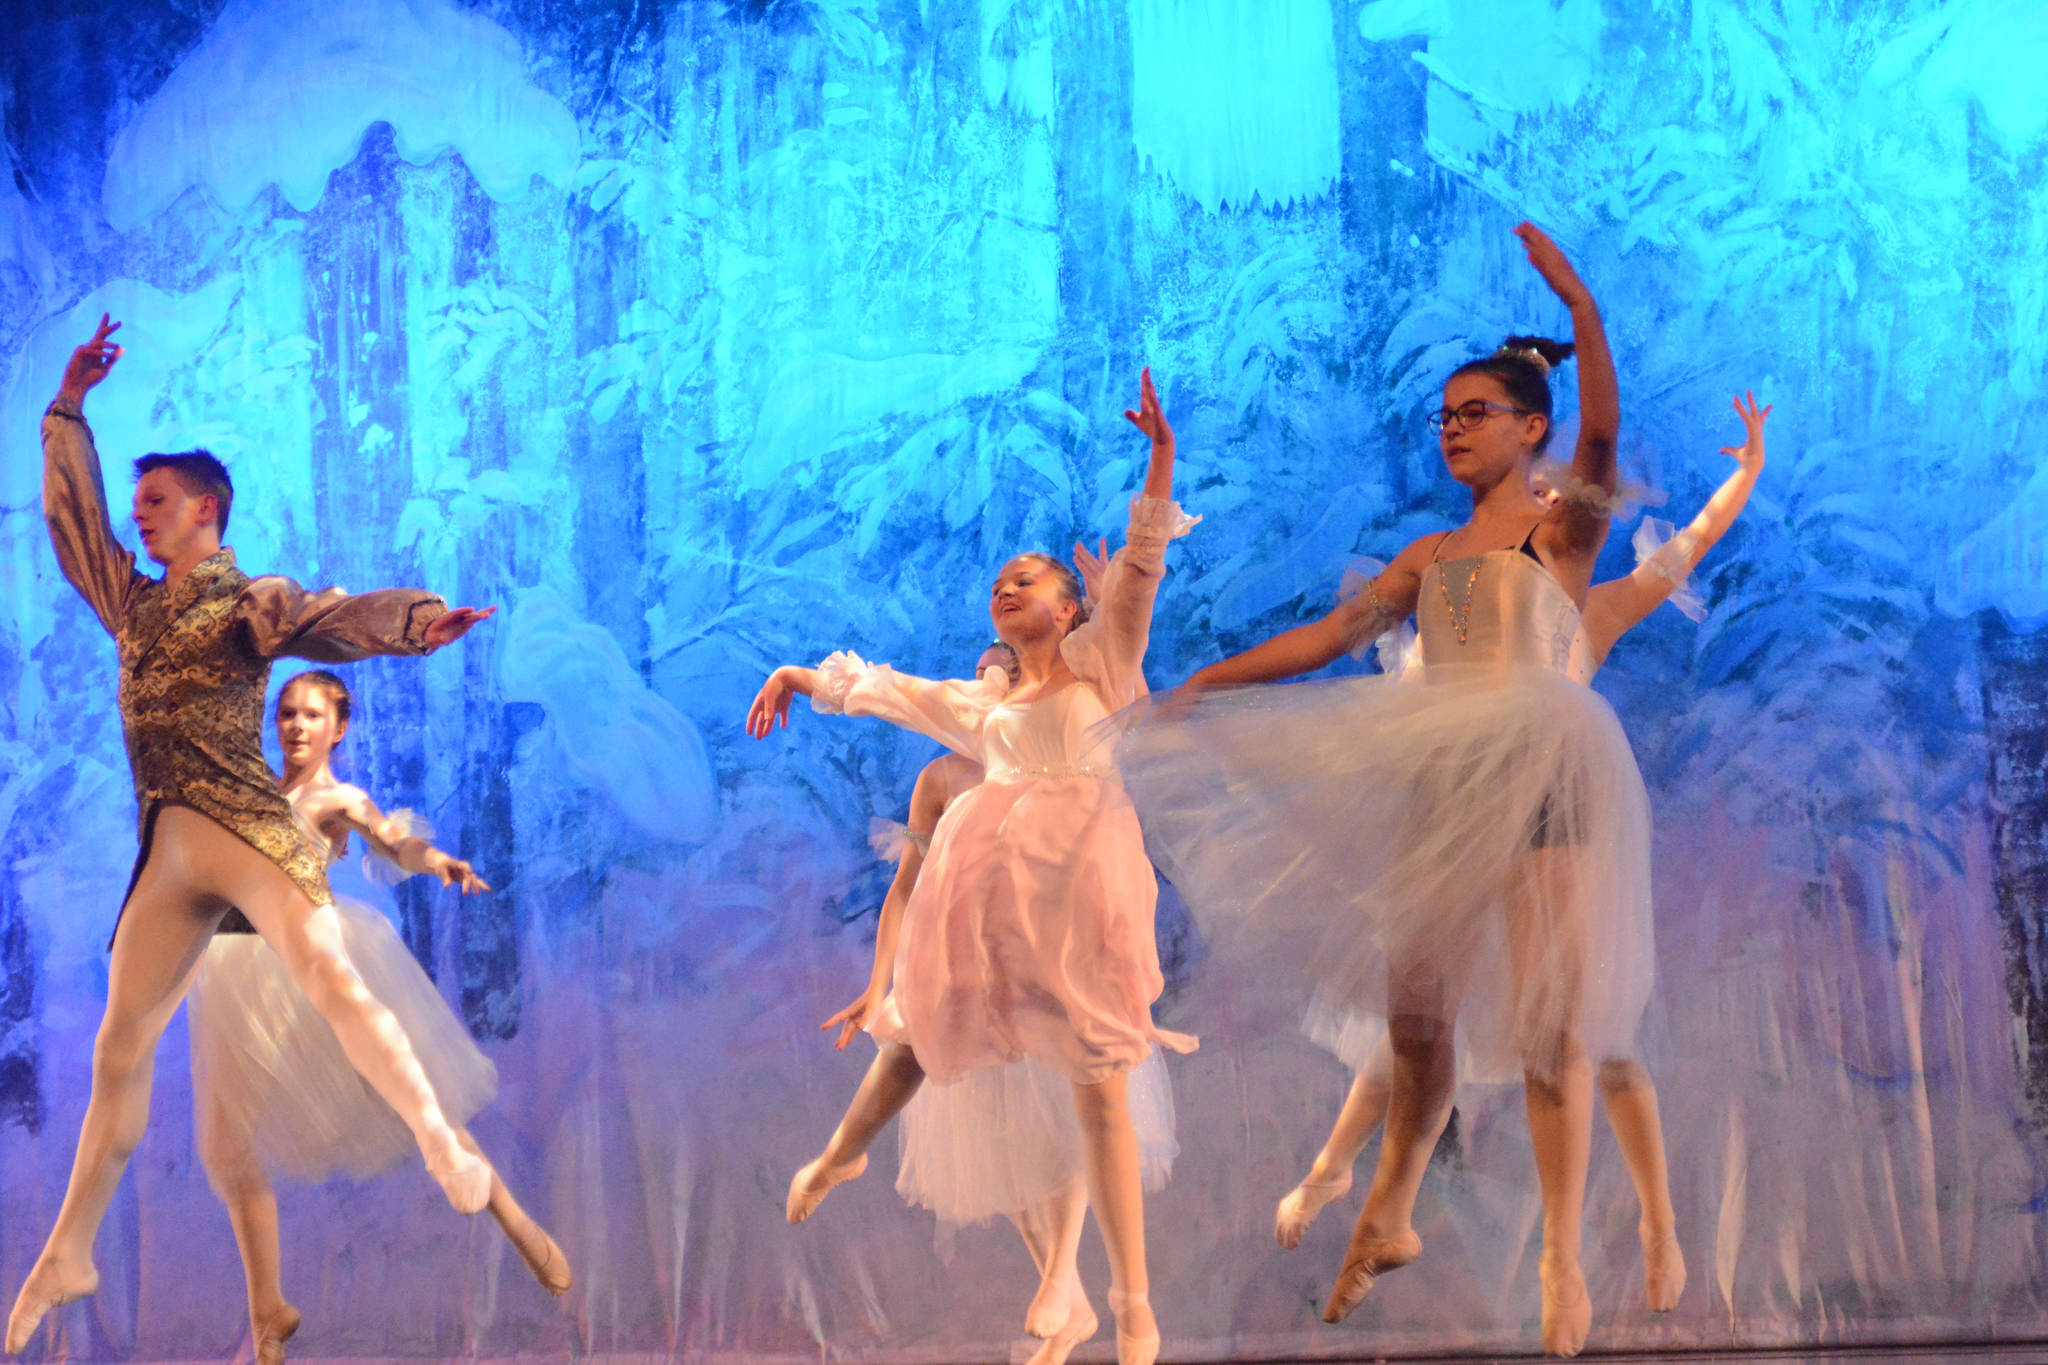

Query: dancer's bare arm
[339,785,490,893]
[1580,393,1770,666]
[1184,535,1432,689]
[42,315,145,634]
[1518,223,1619,568]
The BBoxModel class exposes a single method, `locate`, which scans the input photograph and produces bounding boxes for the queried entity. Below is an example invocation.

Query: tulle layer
[188,898,497,1188]
[894,1048,1176,1225]
[886,771,1195,1086]
[1117,663,1654,1080]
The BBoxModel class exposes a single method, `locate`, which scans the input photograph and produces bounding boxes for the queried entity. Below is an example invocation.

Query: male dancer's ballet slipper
[501,1215,574,1296]
[427,1145,494,1216]
[1025,1282,1097,1365]
[4,1258,99,1354]
[785,1153,867,1224]
[1274,1171,1352,1249]
[254,1305,302,1365]
[1105,1287,1158,1365]
[1539,1255,1592,1358]
[1321,1226,1421,1323]
[1641,1225,1685,1312]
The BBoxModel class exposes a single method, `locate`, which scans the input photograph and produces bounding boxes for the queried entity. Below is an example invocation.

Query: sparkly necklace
[1436,556,1482,645]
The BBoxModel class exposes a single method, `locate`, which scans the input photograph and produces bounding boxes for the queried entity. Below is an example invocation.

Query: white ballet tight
[7,805,484,1353]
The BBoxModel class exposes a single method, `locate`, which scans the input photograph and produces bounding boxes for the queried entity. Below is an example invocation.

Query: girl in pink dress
[747,370,1195,1365]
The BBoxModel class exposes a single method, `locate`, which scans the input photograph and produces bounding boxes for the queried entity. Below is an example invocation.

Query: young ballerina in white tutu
[1118,223,1631,1357]
[1273,393,1774,1322]
[748,369,1196,1365]
[187,669,570,1363]
[829,644,1175,1365]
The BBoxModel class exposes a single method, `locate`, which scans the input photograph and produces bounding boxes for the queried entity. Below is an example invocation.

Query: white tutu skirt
[894,1048,1177,1226]
[187,898,497,1188]
[1118,662,1654,1081]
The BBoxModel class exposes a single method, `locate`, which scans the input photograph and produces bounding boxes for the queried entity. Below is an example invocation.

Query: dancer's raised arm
[1580,393,1770,667]
[1516,222,1618,504]
[42,316,144,635]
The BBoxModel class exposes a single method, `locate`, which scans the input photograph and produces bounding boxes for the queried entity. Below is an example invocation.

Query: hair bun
[1498,335,1575,373]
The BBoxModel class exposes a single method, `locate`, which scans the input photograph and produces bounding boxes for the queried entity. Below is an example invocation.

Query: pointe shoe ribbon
[5,1261,100,1355]
[1105,1288,1159,1365]
[1321,1226,1421,1323]
[1275,1171,1352,1249]
[785,1153,867,1224]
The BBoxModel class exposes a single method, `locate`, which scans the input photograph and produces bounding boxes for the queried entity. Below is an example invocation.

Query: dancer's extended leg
[460,1130,573,1295]
[788,1042,924,1222]
[1323,961,1459,1323]
[5,827,218,1352]
[1012,1180,1098,1365]
[198,1091,300,1365]
[1598,1059,1683,1310]
[1071,1072,1156,1365]
[162,809,488,1215]
[1278,1044,1391,1249]
[1511,844,1594,1358]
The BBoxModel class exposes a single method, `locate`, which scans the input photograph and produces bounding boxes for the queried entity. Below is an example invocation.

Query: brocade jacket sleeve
[239,578,447,662]
[42,398,146,635]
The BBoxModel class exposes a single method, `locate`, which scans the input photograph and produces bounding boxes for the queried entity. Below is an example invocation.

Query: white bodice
[980,685,1115,783]
[1416,550,1582,674]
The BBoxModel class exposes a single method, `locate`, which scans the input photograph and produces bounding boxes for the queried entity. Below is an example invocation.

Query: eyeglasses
[1427,400,1533,434]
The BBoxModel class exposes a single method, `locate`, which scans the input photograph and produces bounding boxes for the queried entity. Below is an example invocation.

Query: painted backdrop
[4,0,2048,1359]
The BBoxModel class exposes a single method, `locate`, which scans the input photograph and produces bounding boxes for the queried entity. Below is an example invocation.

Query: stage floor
[1245,1345,2048,1364]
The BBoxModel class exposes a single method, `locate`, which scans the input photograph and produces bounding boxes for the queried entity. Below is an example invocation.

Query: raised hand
[59,314,124,406]
[430,853,492,894]
[423,604,497,650]
[746,668,799,739]
[1514,222,1592,309]
[1123,367,1174,455]
[821,985,884,1050]
[1720,391,1771,472]
[1072,536,1110,608]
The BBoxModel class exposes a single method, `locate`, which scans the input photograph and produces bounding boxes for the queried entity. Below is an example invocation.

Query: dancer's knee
[1070,1076,1133,1139]
[1387,1013,1450,1057]
[1524,1034,1590,1097]
[1597,1057,1649,1095]
[292,941,373,1017]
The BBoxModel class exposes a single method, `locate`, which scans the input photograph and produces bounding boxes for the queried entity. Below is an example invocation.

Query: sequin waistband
[985,763,1116,784]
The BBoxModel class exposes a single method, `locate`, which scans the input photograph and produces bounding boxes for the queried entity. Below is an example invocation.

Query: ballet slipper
[495,1205,573,1296]
[5,1258,99,1354]
[1024,1273,1072,1338]
[427,1145,493,1216]
[1105,1287,1158,1365]
[1026,1283,1098,1365]
[1321,1225,1421,1323]
[785,1153,867,1224]
[1539,1255,1592,1358]
[253,1305,302,1365]
[1641,1224,1685,1312]
[1274,1170,1352,1249]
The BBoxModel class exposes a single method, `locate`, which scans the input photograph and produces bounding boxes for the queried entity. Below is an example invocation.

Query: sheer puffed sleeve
[1061,495,1197,708]
[1630,517,1706,622]
[42,400,146,635]
[239,577,447,661]
[810,651,1005,759]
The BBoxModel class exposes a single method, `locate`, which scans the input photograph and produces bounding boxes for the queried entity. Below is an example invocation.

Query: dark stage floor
[1240,1344,2048,1365]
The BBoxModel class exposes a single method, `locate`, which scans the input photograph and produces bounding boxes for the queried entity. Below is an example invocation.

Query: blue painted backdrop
[4,0,2048,1359]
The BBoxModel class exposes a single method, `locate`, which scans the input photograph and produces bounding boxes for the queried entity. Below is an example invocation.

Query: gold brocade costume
[43,398,447,936]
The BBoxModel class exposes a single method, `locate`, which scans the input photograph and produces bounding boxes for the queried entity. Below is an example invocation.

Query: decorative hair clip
[1496,343,1551,376]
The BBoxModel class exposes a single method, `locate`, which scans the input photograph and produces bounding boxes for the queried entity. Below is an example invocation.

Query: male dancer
[8,315,496,1353]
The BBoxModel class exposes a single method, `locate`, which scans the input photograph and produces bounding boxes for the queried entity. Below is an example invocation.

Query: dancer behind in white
[189,669,571,1363]
[1274,393,1773,1319]
[10,317,496,1354]
[748,369,1195,1365]
[1119,224,1633,1357]
[827,642,1174,1365]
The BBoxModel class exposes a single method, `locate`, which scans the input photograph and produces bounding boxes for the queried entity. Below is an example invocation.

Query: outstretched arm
[1581,392,1771,665]
[1516,223,1617,495]
[43,315,144,635]
[343,788,490,893]
[242,579,489,662]
[822,761,952,1049]
[1185,536,1430,688]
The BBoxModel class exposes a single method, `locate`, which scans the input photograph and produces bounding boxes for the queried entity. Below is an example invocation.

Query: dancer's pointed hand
[823,985,885,1049]
[1515,222,1592,309]
[747,669,798,738]
[1123,367,1174,456]
[1719,391,1771,473]
[1072,537,1110,608]
[59,314,124,405]
[425,605,496,649]
[430,852,491,894]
